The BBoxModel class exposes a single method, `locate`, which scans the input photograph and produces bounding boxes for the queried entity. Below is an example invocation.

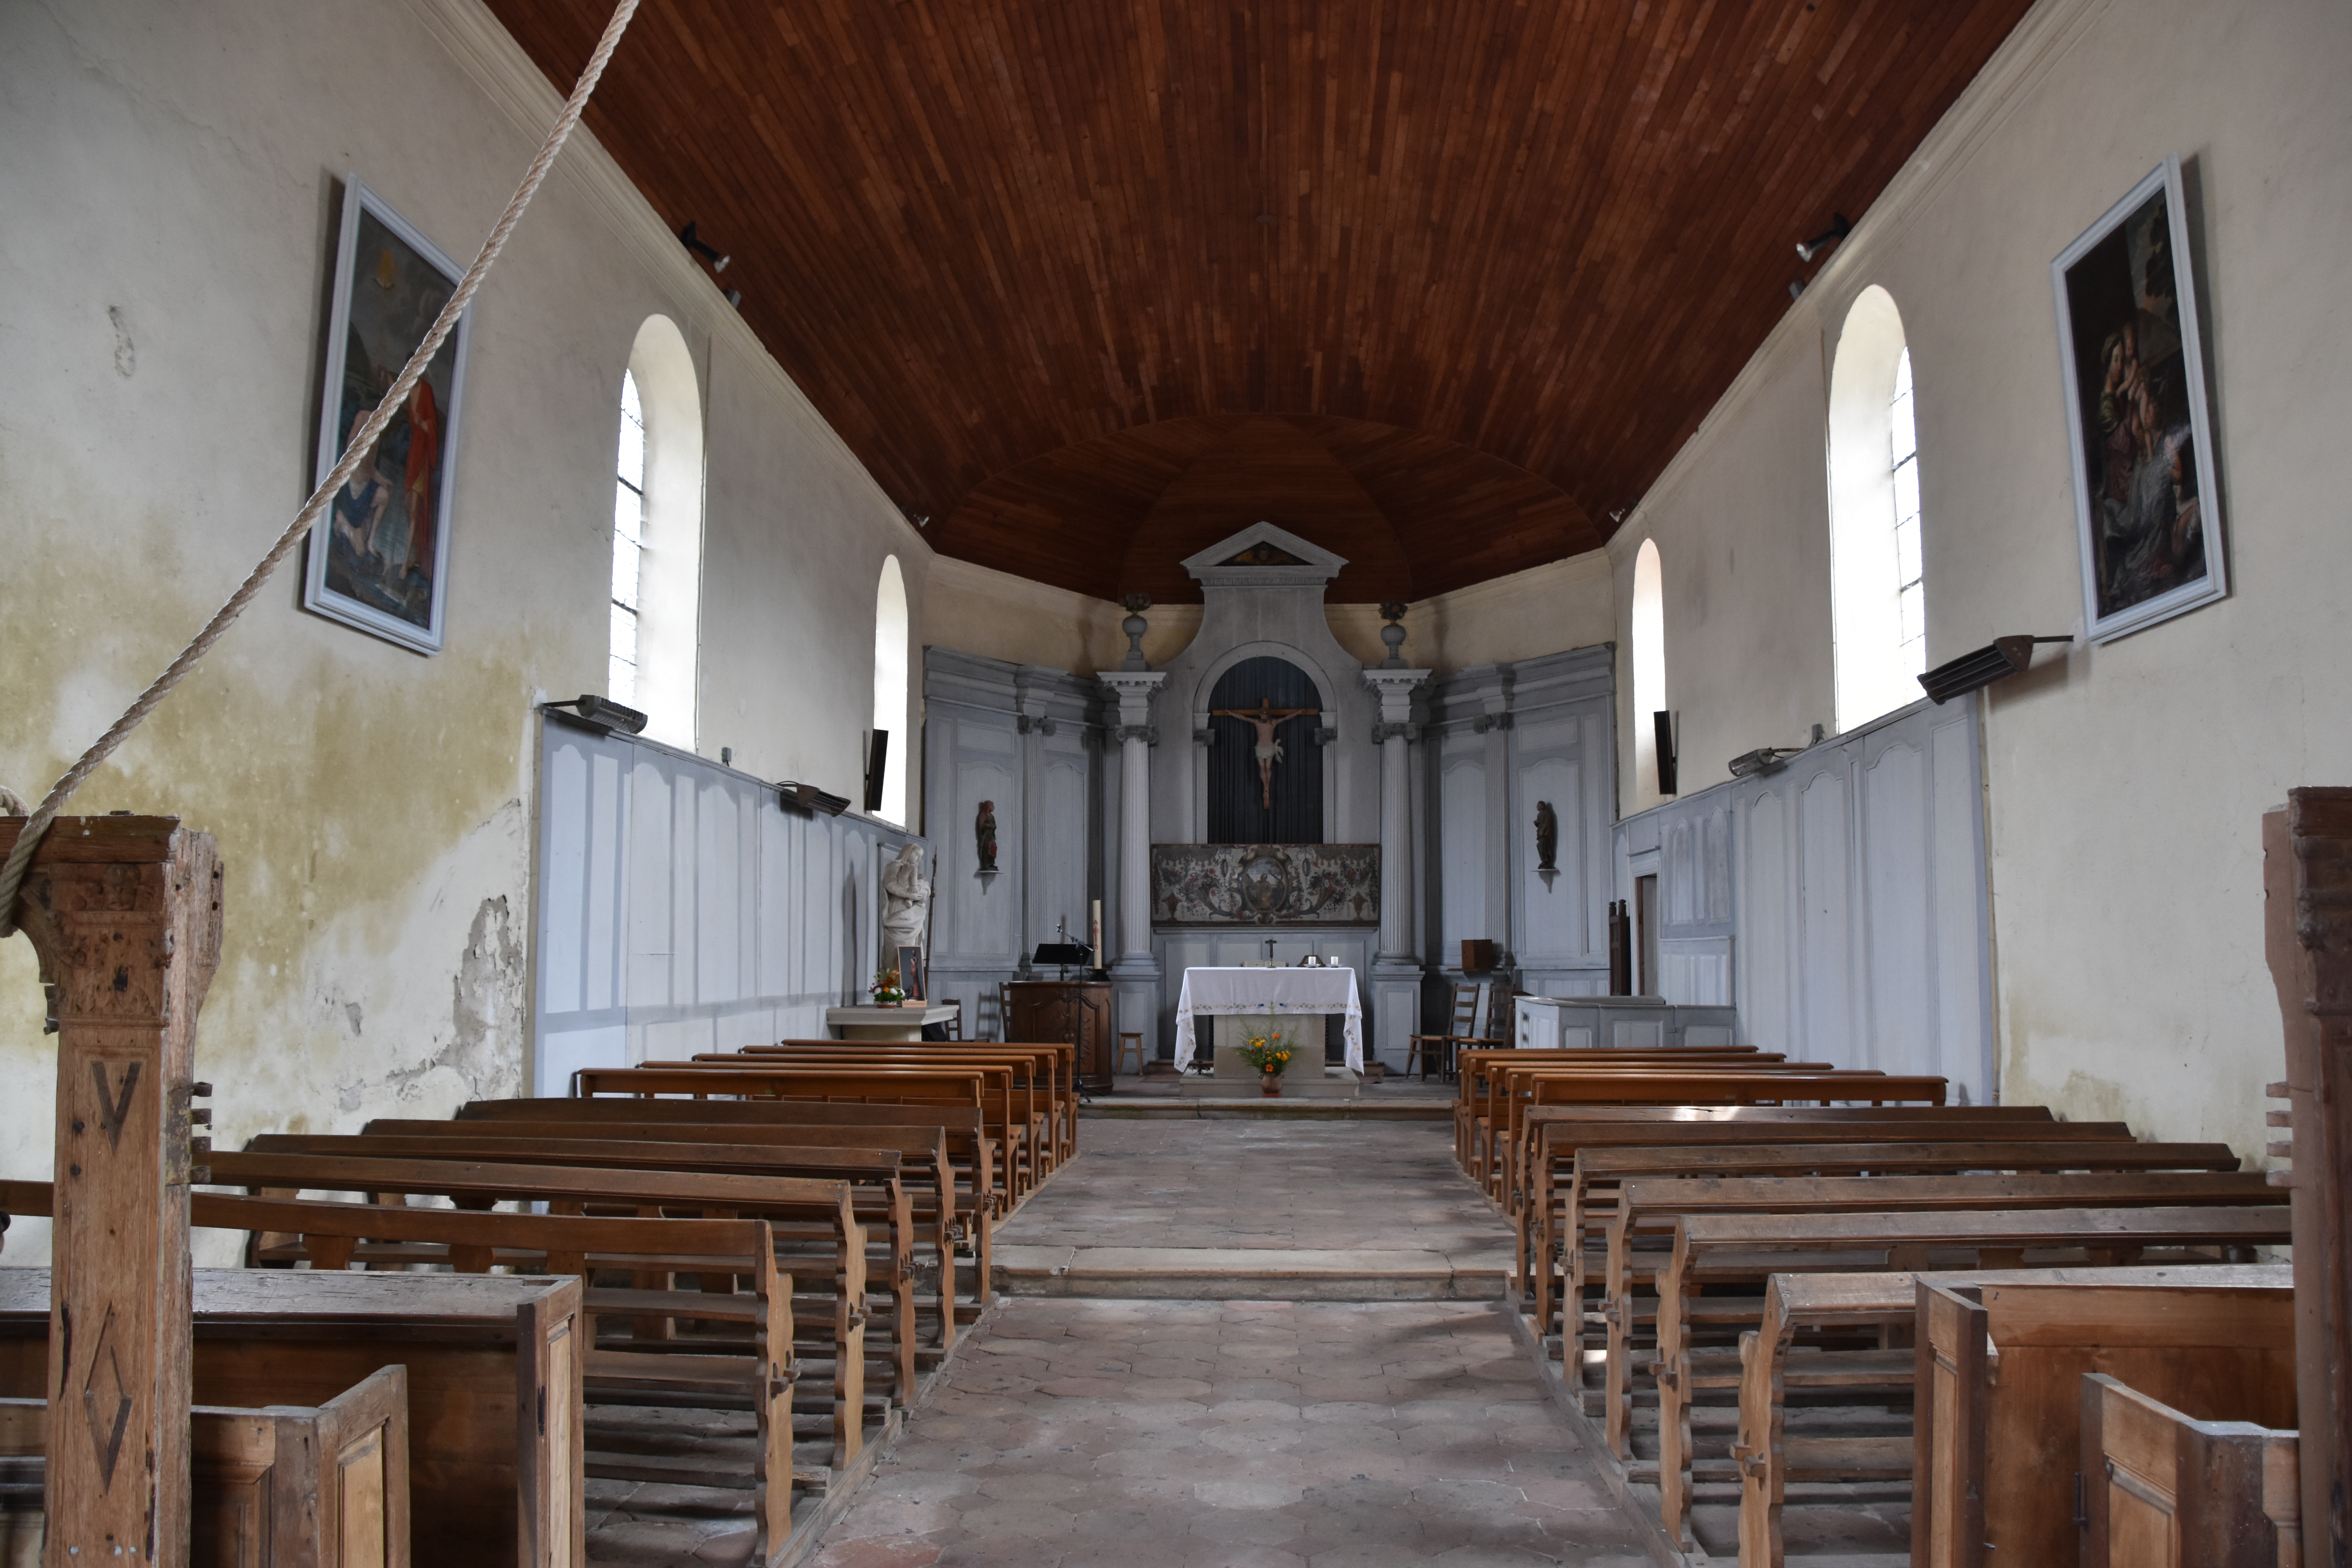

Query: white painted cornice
[399,0,930,557]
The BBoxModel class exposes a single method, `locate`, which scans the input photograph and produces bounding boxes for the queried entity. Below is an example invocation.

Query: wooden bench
[2081,1370,2301,1568]
[1450,1045,1775,1171]
[1728,1264,2292,1568]
[1513,1103,2070,1297]
[0,1267,579,1567]
[1541,1137,2245,1363]
[0,1367,409,1568]
[760,1041,1078,1167]
[575,1066,1032,1203]
[247,1131,963,1354]
[1648,1205,2294,1550]
[724,1047,1058,1187]
[1917,1269,2298,1566]
[3,1184,814,1558]
[1476,1054,1829,1197]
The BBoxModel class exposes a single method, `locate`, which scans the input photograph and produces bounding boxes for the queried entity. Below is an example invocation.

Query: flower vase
[1261,1071,1281,1097]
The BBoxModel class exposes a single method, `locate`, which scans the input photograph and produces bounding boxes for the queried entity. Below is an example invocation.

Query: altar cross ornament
[1212,698,1318,809]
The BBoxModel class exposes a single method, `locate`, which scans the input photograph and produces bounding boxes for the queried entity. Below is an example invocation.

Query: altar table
[1173,965,1364,1073]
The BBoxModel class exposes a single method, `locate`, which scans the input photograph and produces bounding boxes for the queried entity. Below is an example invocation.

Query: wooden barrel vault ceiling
[487,0,2035,604]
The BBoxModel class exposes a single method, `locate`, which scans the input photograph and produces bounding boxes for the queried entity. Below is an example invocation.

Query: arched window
[1631,539,1668,804]
[871,555,908,825]
[608,316,703,749]
[1828,286,1924,731]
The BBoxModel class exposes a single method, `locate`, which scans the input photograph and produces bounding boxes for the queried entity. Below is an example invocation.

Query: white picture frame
[303,175,473,655]
[2051,156,2226,644]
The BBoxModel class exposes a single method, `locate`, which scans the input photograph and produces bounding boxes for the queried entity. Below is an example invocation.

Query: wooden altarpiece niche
[2263,788,2352,1567]
[2,816,221,1568]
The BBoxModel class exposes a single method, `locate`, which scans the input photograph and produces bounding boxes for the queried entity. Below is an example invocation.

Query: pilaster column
[1099,671,1167,1060]
[1364,667,1431,1069]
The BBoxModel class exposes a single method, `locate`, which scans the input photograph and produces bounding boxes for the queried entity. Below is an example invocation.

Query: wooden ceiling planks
[484,0,2033,601]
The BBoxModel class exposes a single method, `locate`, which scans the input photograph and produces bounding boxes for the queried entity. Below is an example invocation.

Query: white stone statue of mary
[880,842,932,957]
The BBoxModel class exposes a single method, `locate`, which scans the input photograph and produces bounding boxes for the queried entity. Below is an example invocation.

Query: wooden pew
[1499,1071,1952,1214]
[1542,1136,2245,1361]
[4,1183,814,1556]
[454,1099,1003,1299]
[1450,1045,1773,1170]
[198,1149,904,1423]
[2081,1370,2301,1568]
[1515,1104,2071,1303]
[1648,1205,2294,1550]
[760,1041,1079,1167]
[0,1368,409,1568]
[722,1047,1057,1187]
[247,1131,962,1354]
[1477,1054,1831,1196]
[1917,1270,2298,1567]
[0,1268,580,1568]
[574,1066,1033,1202]
[1728,1264,2292,1568]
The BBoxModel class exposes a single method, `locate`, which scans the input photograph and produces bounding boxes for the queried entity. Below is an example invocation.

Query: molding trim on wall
[399,0,928,558]
[1613,0,2113,547]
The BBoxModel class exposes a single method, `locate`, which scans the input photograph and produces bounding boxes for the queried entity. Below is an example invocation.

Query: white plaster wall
[1604,0,2352,1154]
[0,0,922,1260]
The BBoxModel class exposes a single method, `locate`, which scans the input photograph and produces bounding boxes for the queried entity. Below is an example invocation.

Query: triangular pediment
[1181,522,1348,588]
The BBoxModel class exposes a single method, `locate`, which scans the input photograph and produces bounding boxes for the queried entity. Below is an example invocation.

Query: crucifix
[1212,697,1318,810]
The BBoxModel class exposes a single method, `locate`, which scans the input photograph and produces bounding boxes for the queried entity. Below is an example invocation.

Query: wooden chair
[996,981,1013,1042]
[941,999,963,1040]
[1115,1031,1146,1075]
[1408,982,1476,1081]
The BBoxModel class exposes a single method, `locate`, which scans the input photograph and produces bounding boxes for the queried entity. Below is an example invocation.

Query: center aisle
[806,1122,1649,1568]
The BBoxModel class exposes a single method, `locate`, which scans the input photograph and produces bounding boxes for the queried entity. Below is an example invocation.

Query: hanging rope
[0,0,641,939]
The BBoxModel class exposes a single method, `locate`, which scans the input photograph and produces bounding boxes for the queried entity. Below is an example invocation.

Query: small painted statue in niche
[1534,800,1559,871]
[975,800,998,872]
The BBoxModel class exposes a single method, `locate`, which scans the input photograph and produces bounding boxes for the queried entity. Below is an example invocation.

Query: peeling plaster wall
[1603,0,2352,1157]
[0,0,921,1262]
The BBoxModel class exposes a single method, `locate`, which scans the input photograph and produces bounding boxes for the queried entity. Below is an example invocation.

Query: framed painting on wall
[303,174,473,655]
[2052,155,2225,644]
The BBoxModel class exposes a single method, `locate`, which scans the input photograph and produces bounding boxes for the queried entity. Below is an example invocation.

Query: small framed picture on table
[896,946,925,1002]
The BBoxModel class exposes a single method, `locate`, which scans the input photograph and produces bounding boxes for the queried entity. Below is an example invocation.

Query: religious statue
[1212,697,1318,810]
[975,799,998,871]
[1534,800,1559,871]
[880,842,932,956]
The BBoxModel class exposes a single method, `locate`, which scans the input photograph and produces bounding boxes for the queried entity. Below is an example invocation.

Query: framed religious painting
[895,946,926,1002]
[303,175,473,654]
[2052,156,2225,644]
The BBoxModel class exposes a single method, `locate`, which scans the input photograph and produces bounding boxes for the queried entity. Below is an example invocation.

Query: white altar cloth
[1173,966,1364,1073]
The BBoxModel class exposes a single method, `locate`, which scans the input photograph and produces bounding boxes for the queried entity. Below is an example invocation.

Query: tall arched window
[1828,286,1924,731]
[1631,538,1667,805]
[608,316,703,750]
[871,555,909,825]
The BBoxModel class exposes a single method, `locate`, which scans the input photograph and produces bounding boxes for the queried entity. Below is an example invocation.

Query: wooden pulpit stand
[2,816,219,1568]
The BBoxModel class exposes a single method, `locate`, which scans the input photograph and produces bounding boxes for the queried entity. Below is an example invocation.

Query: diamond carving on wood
[81,1305,134,1491]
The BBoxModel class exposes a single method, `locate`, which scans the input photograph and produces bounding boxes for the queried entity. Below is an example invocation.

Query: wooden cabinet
[1006,980,1112,1093]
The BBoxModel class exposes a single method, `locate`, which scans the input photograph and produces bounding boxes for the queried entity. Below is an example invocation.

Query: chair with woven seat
[1407,982,1478,1081]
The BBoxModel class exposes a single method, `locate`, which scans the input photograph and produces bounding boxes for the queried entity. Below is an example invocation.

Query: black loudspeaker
[864,730,889,812]
[1652,710,1677,796]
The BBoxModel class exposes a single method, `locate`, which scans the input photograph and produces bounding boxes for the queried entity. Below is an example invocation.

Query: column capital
[1099,670,1167,729]
[1362,667,1431,725]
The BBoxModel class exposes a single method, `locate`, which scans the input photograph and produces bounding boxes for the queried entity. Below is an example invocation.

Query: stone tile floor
[992,1119,1503,1255]
[805,1298,1648,1568]
[800,1121,1648,1567]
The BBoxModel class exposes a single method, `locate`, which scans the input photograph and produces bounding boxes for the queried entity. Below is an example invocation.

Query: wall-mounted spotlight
[1788,279,1807,301]
[545,693,648,734]
[900,505,930,528]
[1919,635,2074,704]
[1729,724,1829,779]
[677,220,731,272]
[722,288,742,309]
[1795,213,1853,264]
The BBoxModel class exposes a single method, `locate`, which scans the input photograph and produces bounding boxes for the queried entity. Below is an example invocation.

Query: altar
[1172,965,1365,1077]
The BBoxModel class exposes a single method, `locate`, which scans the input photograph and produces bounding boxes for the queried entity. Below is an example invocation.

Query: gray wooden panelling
[1618,692,1991,1101]
[533,715,923,1094]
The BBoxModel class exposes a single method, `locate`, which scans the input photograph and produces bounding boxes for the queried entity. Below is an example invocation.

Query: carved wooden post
[2,816,220,1568]
[2262,789,2351,1567]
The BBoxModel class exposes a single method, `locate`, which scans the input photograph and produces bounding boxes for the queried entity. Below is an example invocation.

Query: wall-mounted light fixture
[1728,724,1831,779]
[676,221,731,272]
[544,693,648,734]
[1919,635,2075,704]
[777,780,850,817]
[900,505,931,528]
[1653,710,1678,796]
[1795,213,1853,264]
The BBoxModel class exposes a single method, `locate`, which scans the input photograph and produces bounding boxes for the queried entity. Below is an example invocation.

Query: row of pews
[2,1037,1075,1568]
[1449,1044,2301,1566]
